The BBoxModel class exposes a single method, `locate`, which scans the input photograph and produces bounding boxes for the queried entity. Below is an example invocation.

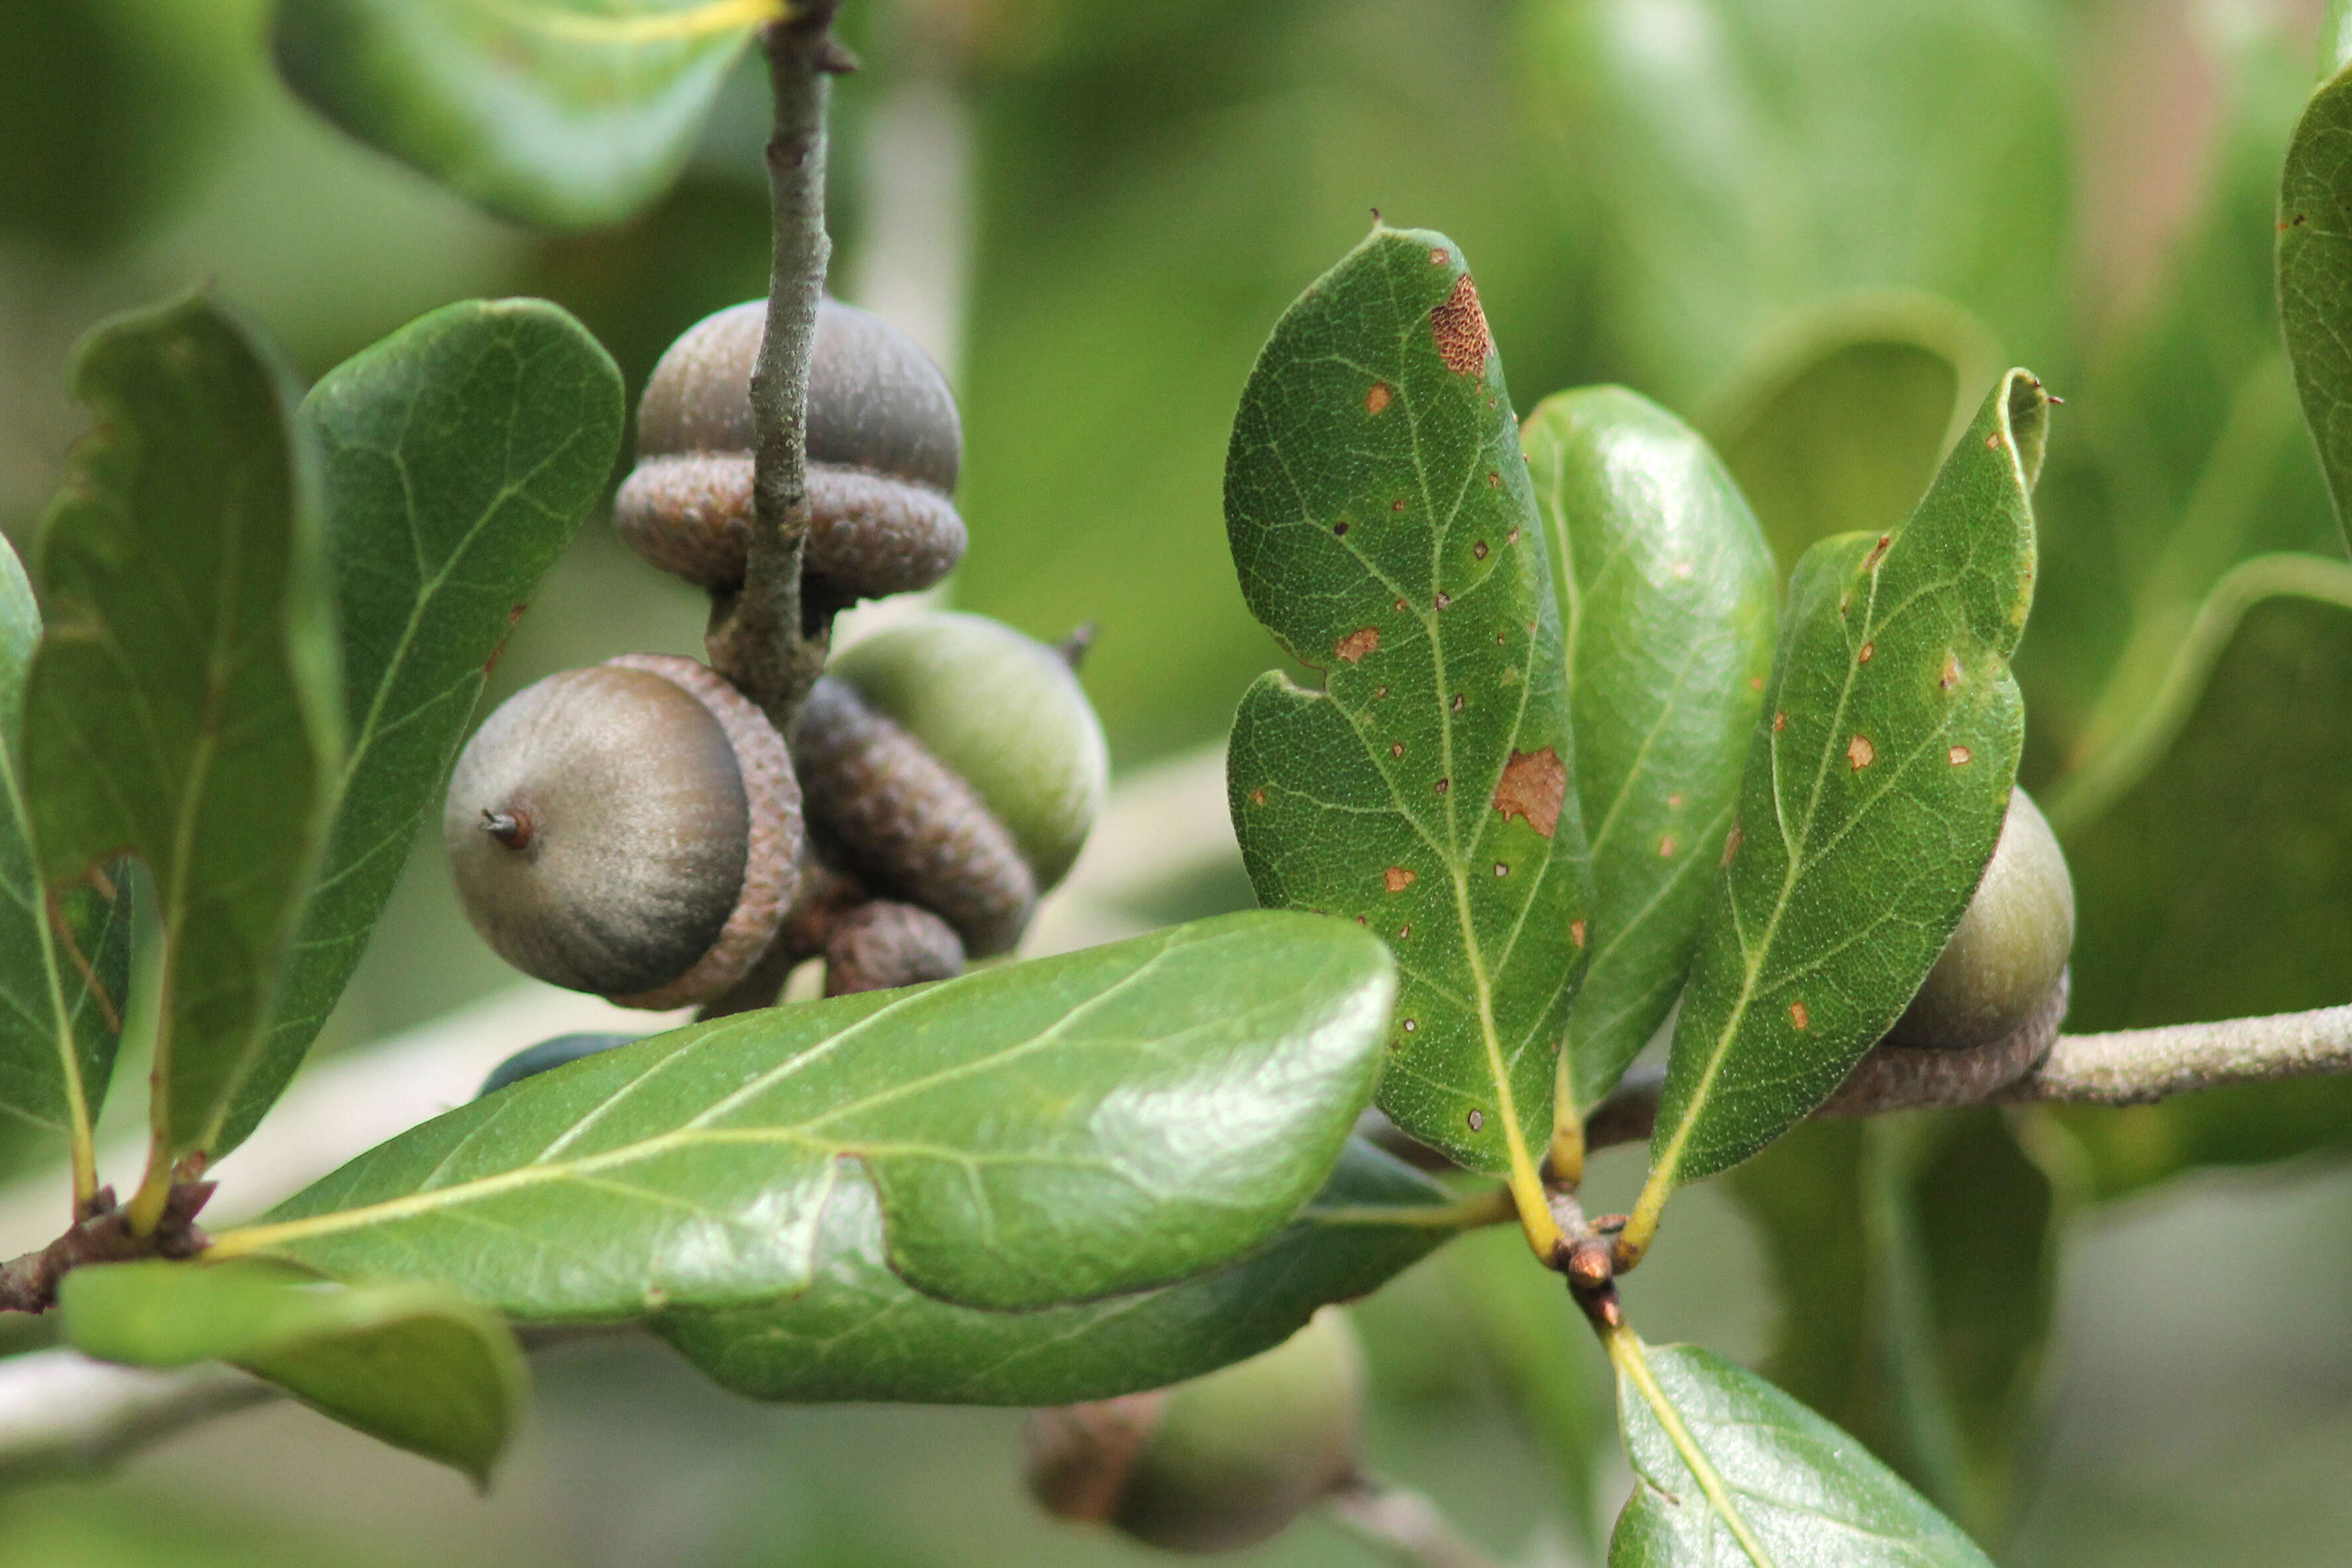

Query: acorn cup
[613,297,967,604]
[1884,786,2075,1051]
[1025,1309,1366,1555]
[791,610,1110,957]
[443,653,803,1010]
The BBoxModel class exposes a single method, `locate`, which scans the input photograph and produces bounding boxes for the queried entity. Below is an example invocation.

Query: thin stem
[1325,1474,1504,1568]
[0,1350,271,1484]
[705,3,853,732]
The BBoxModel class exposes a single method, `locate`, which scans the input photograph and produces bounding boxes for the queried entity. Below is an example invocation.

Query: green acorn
[1885,787,2075,1049]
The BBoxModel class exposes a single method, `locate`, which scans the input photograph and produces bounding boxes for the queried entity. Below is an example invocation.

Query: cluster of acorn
[444,298,1108,1013]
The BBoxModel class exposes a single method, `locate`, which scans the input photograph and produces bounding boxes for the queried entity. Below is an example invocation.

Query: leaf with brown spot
[1225,225,1594,1180]
[1630,371,2045,1244]
[1335,627,1380,664]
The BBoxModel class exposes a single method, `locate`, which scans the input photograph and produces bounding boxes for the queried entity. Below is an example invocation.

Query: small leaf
[219,298,624,1155]
[0,535,131,1136]
[24,294,342,1162]
[59,1258,526,1484]
[272,0,766,231]
[1609,1339,1994,1566]
[1637,373,2045,1216]
[2281,44,2352,549]
[655,1140,1463,1405]
[1225,225,1594,1185]
[1526,387,1775,1112]
[212,912,1396,1319]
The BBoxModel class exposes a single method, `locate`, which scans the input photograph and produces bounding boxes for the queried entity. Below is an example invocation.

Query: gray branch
[0,1350,273,1484]
[1325,1474,1504,1568]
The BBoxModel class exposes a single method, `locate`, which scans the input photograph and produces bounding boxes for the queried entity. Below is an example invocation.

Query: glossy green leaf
[216,912,1396,1319]
[1708,300,2002,576]
[59,1258,525,1484]
[23,294,342,1161]
[1727,1113,2062,1542]
[1610,1340,1993,1566]
[0,535,131,1135]
[1527,0,2067,409]
[2054,556,2352,1195]
[655,1139,1463,1405]
[271,0,761,231]
[1640,373,2046,1209]
[218,299,624,1155]
[1526,387,1774,1112]
[2281,42,2352,549]
[1225,225,1593,1181]
[2026,24,2337,813]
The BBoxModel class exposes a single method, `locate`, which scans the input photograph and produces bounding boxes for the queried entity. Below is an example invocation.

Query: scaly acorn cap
[614,297,966,598]
[1884,786,2074,1050]
[444,653,801,1009]
[823,899,966,996]
[1025,1309,1365,1555]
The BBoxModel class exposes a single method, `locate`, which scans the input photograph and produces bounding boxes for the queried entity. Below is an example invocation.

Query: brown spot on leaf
[1847,734,1876,769]
[1789,1000,1810,1030]
[1467,1109,1486,1132]
[1666,793,1685,809]
[1721,822,1743,867]
[1486,472,1500,488]
[1451,692,1465,712]
[1492,747,1567,838]
[1392,498,1407,513]
[1940,653,1961,690]
[1493,861,1509,878]
[1376,685,1390,698]
[1390,742,1404,757]
[1571,919,1587,948]
[1657,834,1677,858]
[1508,527,1521,545]
[1395,598,1409,612]
[1863,534,1892,570]
[1335,627,1380,663]
[1434,591,1451,610]
[1333,521,1349,537]
[1474,541,1488,560]
[1750,675,1766,691]
[1858,641,1874,663]
[1435,777,1451,795]
[1366,382,1393,415]
[1398,923,1411,939]
[1949,745,1972,765]
[1248,789,1266,806]
[1385,866,1416,892]
[1987,431,2004,450]
[1430,272,1492,375]
[1402,1017,1419,1032]
[1772,710,1788,732]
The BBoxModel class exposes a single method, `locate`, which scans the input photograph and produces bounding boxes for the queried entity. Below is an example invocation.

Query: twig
[704,2,854,731]
[0,1349,272,1484]
[1325,1474,1505,1568]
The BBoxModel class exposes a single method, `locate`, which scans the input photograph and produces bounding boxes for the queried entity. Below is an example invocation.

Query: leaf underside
[1225,224,1593,1175]
[656,1139,1459,1406]
[60,1258,525,1485]
[1611,1342,1994,1567]
[219,298,623,1156]
[1647,372,2046,1192]
[272,0,755,231]
[228,913,1398,1321]
[23,293,342,1161]
[1526,387,1776,1112]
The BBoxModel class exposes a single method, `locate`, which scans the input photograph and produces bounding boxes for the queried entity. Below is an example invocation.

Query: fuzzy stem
[704,3,853,732]
[1325,1474,1504,1568]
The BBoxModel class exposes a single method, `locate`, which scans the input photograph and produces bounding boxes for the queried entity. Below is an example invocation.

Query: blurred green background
[5,0,2352,1562]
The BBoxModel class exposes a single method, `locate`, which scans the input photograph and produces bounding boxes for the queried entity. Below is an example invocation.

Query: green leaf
[271,0,761,231]
[2050,555,2352,1195]
[1526,0,2067,409]
[1634,373,2046,1226]
[23,293,342,1162]
[1609,1339,1994,1566]
[1224,225,1594,1188]
[58,1258,525,1484]
[1525,387,1775,1113]
[1707,299,2002,576]
[0,535,132,1137]
[217,299,624,1156]
[2282,46,2352,550]
[655,1139,1465,1405]
[213,912,1397,1319]
[1727,1113,2063,1541]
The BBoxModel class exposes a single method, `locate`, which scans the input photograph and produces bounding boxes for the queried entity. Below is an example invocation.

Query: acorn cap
[792,674,1038,956]
[1885,786,2074,1050]
[824,899,966,995]
[444,654,801,1009]
[1025,1309,1366,1555]
[614,298,965,596]
[826,611,1109,890]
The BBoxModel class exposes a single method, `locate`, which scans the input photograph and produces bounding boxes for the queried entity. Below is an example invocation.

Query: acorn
[791,612,1108,956]
[1025,1309,1365,1555]
[823,899,965,996]
[476,1032,638,1098]
[613,297,966,601]
[1884,787,2074,1050]
[444,653,802,1009]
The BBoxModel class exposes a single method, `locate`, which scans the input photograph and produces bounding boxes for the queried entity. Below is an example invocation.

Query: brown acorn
[443,654,801,1009]
[612,298,966,601]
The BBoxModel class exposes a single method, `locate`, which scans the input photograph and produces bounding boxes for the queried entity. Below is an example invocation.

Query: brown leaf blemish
[1366,382,1393,415]
[1492,861,1509,878]
[1335,627,1380,663]
[1858,641,1874,663]
[1390,742,1404,757]
[1863,533,1892,570]
[1333,521,1348,537]
[1467,1108,1485,1132]
[1492,747,1567,838]
[1949,745,1972,765]
[1940,653,1961,690]
[1571,919,1587,948]
[1473,541,1488,559]
[1385,866,1416,892]
[1435,777,1451,795]
[1721,822,1742,867]
[1430,272,1492,375]
[1450,692,1465,712]
[1847,734,1876,769]
[1772,710,1788,732]
[1657,834,1677,858]
[1248,789,1266,806]
[1790,1000,1810,1030]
